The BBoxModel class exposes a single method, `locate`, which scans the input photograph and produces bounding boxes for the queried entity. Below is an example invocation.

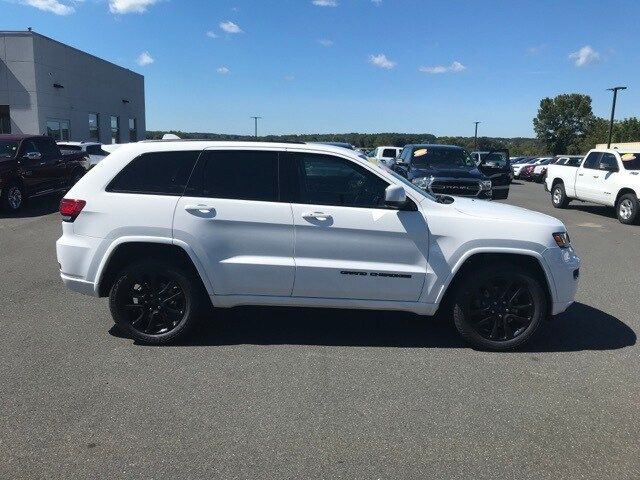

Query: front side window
[620,152,640,171]
[582,152,602,169]
[599,153,619,171]
[411,147,476,169]
[88,114,99,141]
[382,148,397,158]
[110,116,120,144]
[293,153,389,208]
[34,138,59,159]
[129,118,137,142]
[195,150,279,202]
[107,151,200,195]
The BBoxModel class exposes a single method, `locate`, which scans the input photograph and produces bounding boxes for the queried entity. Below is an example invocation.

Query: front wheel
[452,264,548,350]
[616,193,639,225]
[109,260,203,344]
[551,183,570,208]
[1,182,24,212]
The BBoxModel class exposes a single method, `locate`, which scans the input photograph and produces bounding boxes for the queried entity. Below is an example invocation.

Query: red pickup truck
[0,134,89,212]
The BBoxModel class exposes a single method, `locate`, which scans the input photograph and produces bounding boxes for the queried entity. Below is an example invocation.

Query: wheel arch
[96,239,213,299]
[551,177,564,189]
[615,187,637,205]
[436,251,554,315]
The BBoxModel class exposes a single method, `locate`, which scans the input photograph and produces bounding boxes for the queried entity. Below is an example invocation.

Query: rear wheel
[109,260,204,344]
[551,183,570,208]
[616,193,639,225]
[452,264,547,350]
[1,182,24,212]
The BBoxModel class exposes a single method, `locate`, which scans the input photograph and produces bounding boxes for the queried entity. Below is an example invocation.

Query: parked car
[368,146,403,167]
[539,156,583,183]
[470,150,513,198]
[530,157,558,182]
[512,157,539,178]
[520,158,554,181]
[393,145,509,200]
[57,141,110,169]
[56,141,580,350]
[546,148,640,224]
[0,134,89,212]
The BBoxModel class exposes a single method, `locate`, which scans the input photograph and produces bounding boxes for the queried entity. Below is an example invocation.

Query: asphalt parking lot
[1,181,639,480]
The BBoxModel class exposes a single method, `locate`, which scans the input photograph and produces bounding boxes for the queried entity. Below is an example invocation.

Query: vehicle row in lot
[546,148,640,224]
[57,141,110,169]
[57,141,580,350]
[0,134,89,212]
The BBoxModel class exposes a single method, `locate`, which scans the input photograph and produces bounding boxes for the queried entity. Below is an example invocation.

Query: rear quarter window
[107,151,200,195]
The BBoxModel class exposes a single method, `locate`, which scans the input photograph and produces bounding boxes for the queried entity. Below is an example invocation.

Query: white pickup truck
[545,148,640,224]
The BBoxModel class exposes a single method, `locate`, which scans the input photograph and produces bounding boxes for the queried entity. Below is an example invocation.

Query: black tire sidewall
[616,194,639,225]
[453,264,547,350]
[109,260,200,344]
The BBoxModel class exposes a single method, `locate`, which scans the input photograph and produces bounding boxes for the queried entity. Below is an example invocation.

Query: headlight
[411,176,433,190]
[553,231,571,248]
[479,180,492,190]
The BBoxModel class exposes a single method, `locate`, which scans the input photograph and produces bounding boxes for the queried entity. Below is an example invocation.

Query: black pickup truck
[392,144,511,200]
[0,134,89,212]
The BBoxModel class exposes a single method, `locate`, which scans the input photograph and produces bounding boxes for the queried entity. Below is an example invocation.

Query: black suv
[393,145,511,200]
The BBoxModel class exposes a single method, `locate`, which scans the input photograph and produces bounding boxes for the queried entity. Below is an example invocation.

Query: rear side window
[107,151,200,195]
[582,152,602,169]
[193,150,279,202]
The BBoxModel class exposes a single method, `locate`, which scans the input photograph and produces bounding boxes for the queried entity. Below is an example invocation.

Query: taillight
[59,198,86,222]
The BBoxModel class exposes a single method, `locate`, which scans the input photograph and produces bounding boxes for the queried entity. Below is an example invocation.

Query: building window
[0,105,10,134]
[129,118,137,142]
[110,116,120,144]
[89,113,99,141]
[46,119,70,141]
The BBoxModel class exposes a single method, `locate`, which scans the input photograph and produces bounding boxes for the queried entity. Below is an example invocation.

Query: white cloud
[312,0,338,6]
[569,45,600,67]
[369,53,396,69]
[217,66,230,75]
[220,20,243,33]
[136,51,154,66]
[419,61,466,74]
[22,0,75,15]
[206,30,219,38]
[109,0,158,14]
[318,38,334,47]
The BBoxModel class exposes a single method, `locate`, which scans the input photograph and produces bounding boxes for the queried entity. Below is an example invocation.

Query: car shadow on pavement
[0,193,62,218]
[568,203,617,221]
[111,301,635,352]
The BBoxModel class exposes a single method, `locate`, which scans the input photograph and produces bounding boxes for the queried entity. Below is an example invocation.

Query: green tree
[533,94,594,154]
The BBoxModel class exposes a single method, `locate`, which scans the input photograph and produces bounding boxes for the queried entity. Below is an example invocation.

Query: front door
[285,151,428,302]
[17,139,49,195]
[575,152,603,201]
[173,149,295,297]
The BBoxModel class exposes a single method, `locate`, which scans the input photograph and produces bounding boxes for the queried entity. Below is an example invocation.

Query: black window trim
[106,150,203,196]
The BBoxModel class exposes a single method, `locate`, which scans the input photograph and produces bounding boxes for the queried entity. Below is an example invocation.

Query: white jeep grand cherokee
[56,141,580,350]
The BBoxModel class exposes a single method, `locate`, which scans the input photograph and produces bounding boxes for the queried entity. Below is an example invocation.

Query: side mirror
[385,184,407,208]
[599,161,618,172]
[24,151,42,161]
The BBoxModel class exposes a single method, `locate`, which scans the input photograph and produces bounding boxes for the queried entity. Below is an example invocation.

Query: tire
[109,260,204,344]
[616,193,639,225]
[551,182,570,209]
[1,181,24,213]
[452,263,548,351]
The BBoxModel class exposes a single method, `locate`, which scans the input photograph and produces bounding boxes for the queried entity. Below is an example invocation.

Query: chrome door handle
[184,204,215,213]
[578,173,584,176]
[302,211,331,220]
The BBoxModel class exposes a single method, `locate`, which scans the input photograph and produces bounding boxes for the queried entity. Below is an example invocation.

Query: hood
[409,166,485,180]
[452,197,564,228]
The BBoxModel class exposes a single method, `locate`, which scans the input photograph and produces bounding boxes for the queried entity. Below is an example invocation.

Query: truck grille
[429,180,480,197]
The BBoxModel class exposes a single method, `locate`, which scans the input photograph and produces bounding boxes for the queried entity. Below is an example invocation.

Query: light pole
[474,121,480,150]
[606,86,626,148]
[250,116,262,138]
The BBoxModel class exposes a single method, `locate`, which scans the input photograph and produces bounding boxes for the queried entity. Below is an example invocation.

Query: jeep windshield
[0,140,18,159]
[412,147,476,169]
[620,152,640,170]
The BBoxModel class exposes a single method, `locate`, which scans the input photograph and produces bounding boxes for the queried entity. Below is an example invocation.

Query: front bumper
[542,246,581,315]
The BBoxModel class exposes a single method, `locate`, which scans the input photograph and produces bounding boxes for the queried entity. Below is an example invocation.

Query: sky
[3,0,639,137]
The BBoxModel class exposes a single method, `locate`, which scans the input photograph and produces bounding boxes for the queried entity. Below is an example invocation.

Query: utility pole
[606,87,626,148]
[250,116,262,138]
[474,121,480,151]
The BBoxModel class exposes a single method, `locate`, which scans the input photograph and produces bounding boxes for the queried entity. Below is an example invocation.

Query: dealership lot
[1,182,638,479]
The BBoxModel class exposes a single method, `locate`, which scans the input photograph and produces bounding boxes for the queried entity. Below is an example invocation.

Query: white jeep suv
[56,141,581,350]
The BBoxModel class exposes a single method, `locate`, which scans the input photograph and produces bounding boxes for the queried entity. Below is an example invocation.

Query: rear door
[173,148,295,297]
[478,149,511,199]
[575,152,602,201]
[285,151,428,302]
[17,139,49,194]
